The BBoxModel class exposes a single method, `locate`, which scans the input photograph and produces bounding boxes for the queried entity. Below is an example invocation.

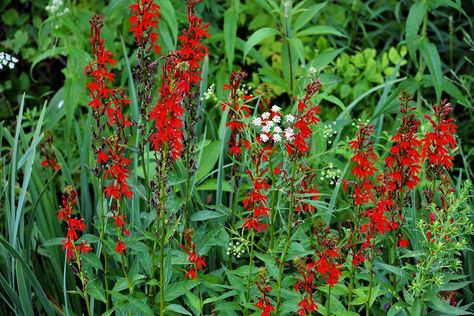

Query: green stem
[159,148,168,316]
[121,252,133,294]
[327,285,332,316]
[348,206,359,310]
[141,147,151,205]
[74,249,92,316]
[99,181,110,309]
[275,194,294,313]
[244,231,256,316]
[366,252,376,316]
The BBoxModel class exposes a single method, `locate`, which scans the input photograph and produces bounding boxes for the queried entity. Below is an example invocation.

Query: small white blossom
[273,133,282,142]
[260,134,269,142]
[266,120,274,128]
[262,112,270,120]
[284,128,294,140]
[204,84,216,101]
[273,126,282,134]
[261,125,271,133]
[272,115,281,123]
[0,52,19,70]
[285,114,295,123]
[252,117,262,126]
[271,105,281,113]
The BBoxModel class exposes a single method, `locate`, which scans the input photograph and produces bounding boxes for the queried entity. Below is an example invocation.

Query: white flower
[266,120,274,128]
[0,52,19,70]
[272,115,281,123]
[262,112,270,119]
[252,117,262,126]
[273,126,282,134]
[273,133,282,142]
[262,125,271,133]
[284,128,294,140]
[285,114,295,123]
[260,134,269,142]
[271,105,281,113]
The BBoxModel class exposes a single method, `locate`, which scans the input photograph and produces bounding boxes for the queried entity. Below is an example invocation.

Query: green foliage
[0,0,473,315]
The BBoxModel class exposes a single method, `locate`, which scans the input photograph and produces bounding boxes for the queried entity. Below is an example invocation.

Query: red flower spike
[57,187,92,262]
[180,233,206,279]
[422,99,457,177]
[129,0,161,54]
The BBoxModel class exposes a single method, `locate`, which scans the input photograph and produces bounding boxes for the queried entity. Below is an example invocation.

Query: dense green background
[1,0,474,315]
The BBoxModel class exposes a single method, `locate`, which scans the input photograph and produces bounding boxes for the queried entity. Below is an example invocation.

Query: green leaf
[387,302,409,316]
[405,2,427,62]
[0,237,55,315]
[420,41,443,101]
[191,210,227,221]
[87,279,107,303]
[310,48,345,69]
[293,2,327,33]
[195,141,220,182]
[166,304,192,315]
[224,7,239,71]
[243,27,280,60]
[296,25,345,38]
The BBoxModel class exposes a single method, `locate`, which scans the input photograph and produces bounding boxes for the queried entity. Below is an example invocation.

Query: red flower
[40,134,60,171]
[57,186,91,262]
[77,241,93,254]
[255,271,274,316]
[129,0,161,54]
[287,80,321,156]
[180,234,206,279]
[222,71,251,157]
[399,238,409,248]
[116,240,127,254]
[422,99,457,175]
[241,152,271,233]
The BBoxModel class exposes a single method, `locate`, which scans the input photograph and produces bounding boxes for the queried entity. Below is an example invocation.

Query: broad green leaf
[388,302,409,316]
[420,41,443,101]
[87,279,107,303]
[243,27,280,60]
[166,304,192,315]
[405,2,427,62]
[191,210,227,221]
[296,25,345,38]
[224,7,239,71]
[293,2,327,33]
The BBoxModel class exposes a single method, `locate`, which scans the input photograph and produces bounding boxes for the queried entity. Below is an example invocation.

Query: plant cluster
[1,1,474,316]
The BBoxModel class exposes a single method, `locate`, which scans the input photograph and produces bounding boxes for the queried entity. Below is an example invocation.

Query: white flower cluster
[204,84,216,101]
[308,66,318,78]
[252,105,296,143]
[226,241,246,258]
[320,162,341,186]
[46,0,70,16]
[0,52,18,70]
[323,122,337,144]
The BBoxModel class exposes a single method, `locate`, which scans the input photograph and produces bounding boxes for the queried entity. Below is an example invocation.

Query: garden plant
[1,0,474,315]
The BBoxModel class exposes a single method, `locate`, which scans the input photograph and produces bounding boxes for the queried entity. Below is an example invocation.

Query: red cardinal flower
[129,0,161,54]
[180,232,206,279]
[57,186,92,262]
